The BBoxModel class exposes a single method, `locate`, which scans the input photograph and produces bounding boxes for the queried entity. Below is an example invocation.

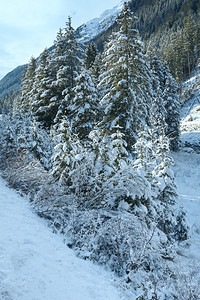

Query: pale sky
[0,0,120,79]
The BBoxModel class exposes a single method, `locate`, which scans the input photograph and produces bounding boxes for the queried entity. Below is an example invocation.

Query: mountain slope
[170,71,200,296]
[0,0,199,103]
[76,1,123,44]
[0,176,123,300]
[180,70,200,152]
[0,65,26,99]
[0,2,123,101]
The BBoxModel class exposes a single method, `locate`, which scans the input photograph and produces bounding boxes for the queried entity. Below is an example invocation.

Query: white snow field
[172,151,200,260]
[172,72,200,261]
[0,177,122,300]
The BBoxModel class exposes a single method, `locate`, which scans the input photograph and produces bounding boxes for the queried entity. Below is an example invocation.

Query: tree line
[0,3,191,298]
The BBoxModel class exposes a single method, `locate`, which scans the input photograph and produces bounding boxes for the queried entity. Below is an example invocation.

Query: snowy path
[0,177,122,300]
[172,151,200,260]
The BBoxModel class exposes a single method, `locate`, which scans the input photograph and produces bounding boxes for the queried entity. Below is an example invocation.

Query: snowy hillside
[180,70,200,152]
[0,75,200,299]
[170,70,200,288]
[76,1,124,44]
[0,177,124,300]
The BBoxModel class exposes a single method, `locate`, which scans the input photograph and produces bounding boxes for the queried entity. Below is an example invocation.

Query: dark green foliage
[53,17,84,123]
[0,91,19,114]
[93,0,200,82]
[98,3,152,153]
[149,54,180,151]
[85,42,97,69]
[69,69,98,140]
[0,65,25,101]
[0,9,192,299]
[31,48,59,128]
[20,57,36,114]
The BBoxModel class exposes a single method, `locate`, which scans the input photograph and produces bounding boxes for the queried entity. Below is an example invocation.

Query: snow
[172,70,200,262]
[0,68,200,299]
[0,177,122,300]
[180,70,200,151]
[77,1,124,44]
[172,151,200,261]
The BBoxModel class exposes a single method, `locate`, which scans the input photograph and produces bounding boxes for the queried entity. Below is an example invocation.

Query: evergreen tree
[90,53,104,119]
[89,126,151,209]
[53,17,84,123]
[99,2,152,152]
[51,117,82,185]
[69,69,98,141]
[162,65,180,151]
[85,42,97,69]
[29,120,52,169]
[31,48,59,128]
[183,15,197,77]
[20,57,36,114]
[153,125,177,238]
[150,54,180,151]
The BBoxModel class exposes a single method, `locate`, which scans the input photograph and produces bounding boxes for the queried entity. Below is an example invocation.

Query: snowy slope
[0,177,123,300]
[180,70,200,152]
[172,70,200,261]
[76,1,124,44]
[172,151,200,259]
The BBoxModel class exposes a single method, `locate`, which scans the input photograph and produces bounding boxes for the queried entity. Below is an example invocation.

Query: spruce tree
[85,42,97,70]
[99,2,152,152]
[90,125,151,209]
[51,117,82,185]
[53,17,84,123]
[163,65,180,151]
[150,54,180,151]
[154,125,177,238]
[69,69,98,141]
[20,57,36,114]
[31,48,59,128]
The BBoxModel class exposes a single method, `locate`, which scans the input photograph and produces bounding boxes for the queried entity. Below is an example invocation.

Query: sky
[0,0,121,80]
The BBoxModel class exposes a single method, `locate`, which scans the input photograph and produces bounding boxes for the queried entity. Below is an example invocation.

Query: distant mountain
[75,1,123,44]
[0,65,26,99]
[0,0,199,103]
[0,2,123,102]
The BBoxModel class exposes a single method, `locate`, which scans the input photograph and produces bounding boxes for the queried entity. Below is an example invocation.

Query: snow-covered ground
[0,71,200,299]
[172,151,200,260]
[172,71,200,261]
[0,177,123,300]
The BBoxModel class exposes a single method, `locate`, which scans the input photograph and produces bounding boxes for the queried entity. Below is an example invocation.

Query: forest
[0,1,199,298]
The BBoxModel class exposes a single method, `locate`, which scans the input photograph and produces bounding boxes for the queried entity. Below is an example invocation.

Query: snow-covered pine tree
[53,17,84,123]
[51,117,82,186]
[153,124,178,239]
[150,54,180,151]
[134,125,156,196]
[163,63,180,151]
[31,48,59,128]
[97,33,116,120]
[68,68,98,141]
[0,114,18,165]
[85,42,97,70]
[29,120,52,169]
[89,125,151,210]
[98,2,152,152]
[20,57,36,114]
[129,32,153,128]
[149,53,165,92]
